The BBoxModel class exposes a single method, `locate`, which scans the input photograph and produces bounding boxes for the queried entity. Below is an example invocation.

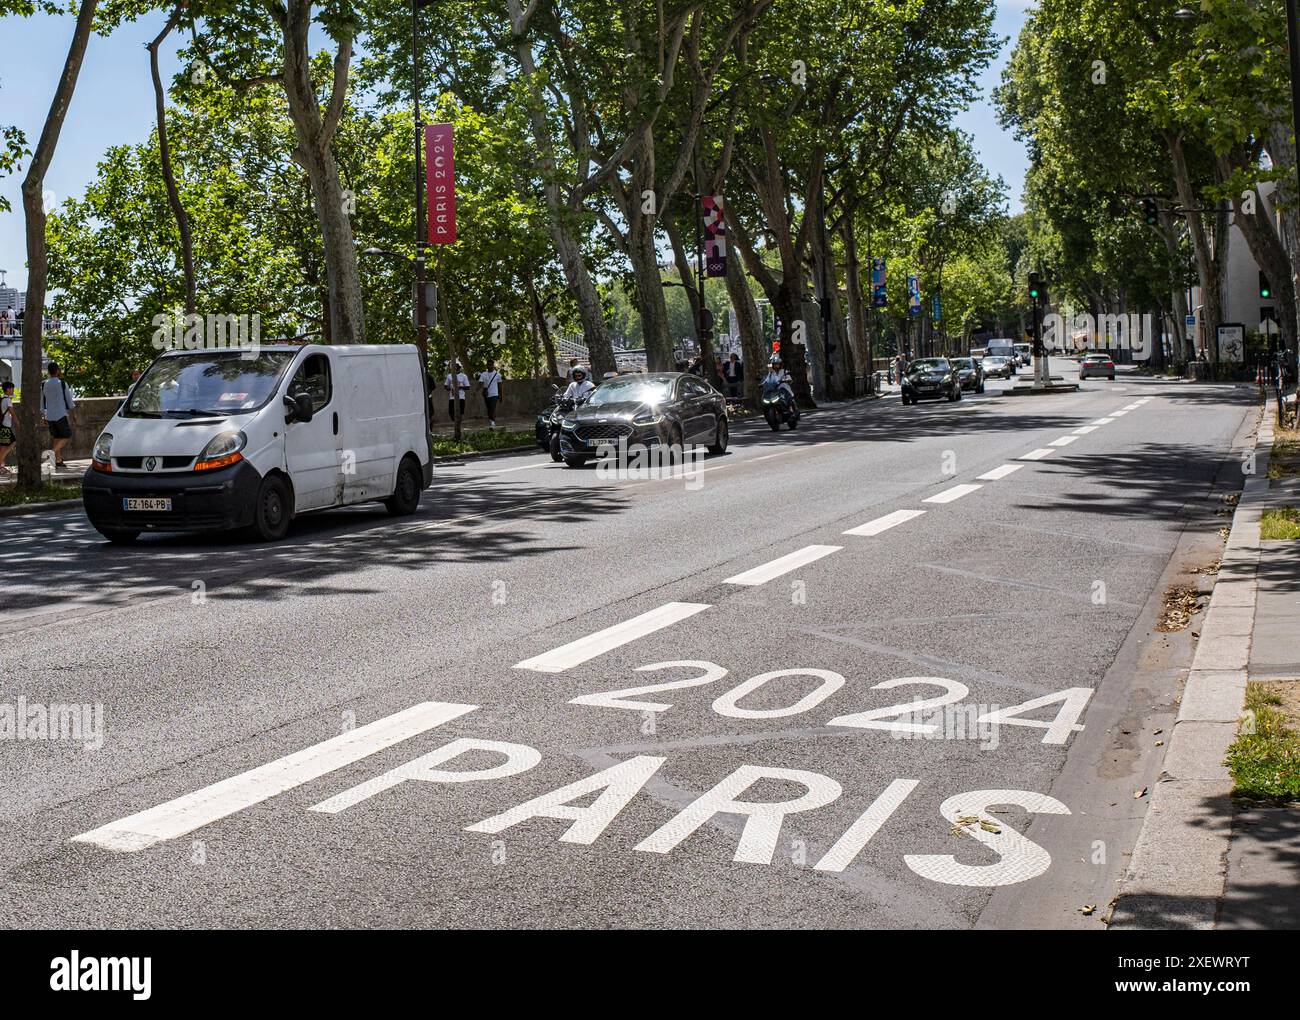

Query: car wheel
[708,416,729,454]
[1108,373,1115,380]
[250,473,291,542]
[384,455,422,517]
[96,527,140,545]
[549,432,563,462]
[668,424,685,464]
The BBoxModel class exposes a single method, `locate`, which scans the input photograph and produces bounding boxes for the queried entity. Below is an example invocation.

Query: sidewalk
[1113,398,1300,929]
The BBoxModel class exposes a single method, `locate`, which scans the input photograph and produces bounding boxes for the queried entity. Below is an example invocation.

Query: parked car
[981,355,1016,379]
[557,372,728,467]
[950,357,985,393]
[901,357,962,404]
[1079,353,1116,380]
[82,344,431,543]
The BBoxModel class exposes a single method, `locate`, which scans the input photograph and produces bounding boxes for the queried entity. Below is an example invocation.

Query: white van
[82,343,431,543]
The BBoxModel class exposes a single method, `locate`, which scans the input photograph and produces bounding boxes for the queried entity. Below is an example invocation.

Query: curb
[0,496,83,518]
[432,442,538,464]
[1110,401,1267,929]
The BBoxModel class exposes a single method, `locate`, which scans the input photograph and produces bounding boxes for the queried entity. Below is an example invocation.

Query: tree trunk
[276,0,364,344]
[17,0,98,491]
[840,213,869,393]
[526,274,559,379]
[149,5,196,316]
[724,252,764,404]
[627,128,673,371]
[1167,133,1227,360]
[1221,154,1296,357]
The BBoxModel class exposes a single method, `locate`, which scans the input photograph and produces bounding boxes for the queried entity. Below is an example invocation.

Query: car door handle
[332,412,339,436]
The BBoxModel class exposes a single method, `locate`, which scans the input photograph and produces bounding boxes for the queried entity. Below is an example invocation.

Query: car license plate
[592,438,617,447]
[123,497,171,512]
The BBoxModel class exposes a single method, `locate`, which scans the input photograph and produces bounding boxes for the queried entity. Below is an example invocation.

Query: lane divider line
[1111,410,1129,417]
[1020,448,1055,461]
[514,601,711,673]
[71,701,477,852]
[976,463,1023,481]
[923,483,983,504]
[1048,435,1078,447]
[843,509,927,537]
[1091,417,1116,425]
[1072,425,1099,435]
[724,544,842,586]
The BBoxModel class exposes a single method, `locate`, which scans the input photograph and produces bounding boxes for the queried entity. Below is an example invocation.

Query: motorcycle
[535,389,587,462]
[761,381,800,431]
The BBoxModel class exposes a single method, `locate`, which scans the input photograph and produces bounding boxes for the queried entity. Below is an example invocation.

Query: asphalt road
[0,363,1257,929]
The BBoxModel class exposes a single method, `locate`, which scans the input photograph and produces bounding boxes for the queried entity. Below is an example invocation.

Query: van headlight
[92,432,113,471]
[195,430,246,471]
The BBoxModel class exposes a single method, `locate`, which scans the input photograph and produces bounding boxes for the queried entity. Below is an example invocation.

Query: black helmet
[572,364,588,380]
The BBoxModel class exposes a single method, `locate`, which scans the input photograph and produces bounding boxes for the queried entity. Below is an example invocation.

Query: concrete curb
[0,497,83,518]
[1110,400,1268,929]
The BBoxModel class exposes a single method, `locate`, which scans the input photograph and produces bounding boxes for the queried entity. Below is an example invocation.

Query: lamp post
[412,0,437,368]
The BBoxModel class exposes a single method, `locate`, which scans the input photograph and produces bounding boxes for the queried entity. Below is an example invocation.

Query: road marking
[1122,402,1142,411]
[976,463,1023,481]
[1020,448,1055,461]
[1071,425,1098,435]
[71,702,476,852]
[1048,435,1078,447]
[923,483,982,504]
[485,461,555,474]
[1090,417,1115,425]
[514,602,711,673]
[1111,409,1129,417]
[724,544,842,586]
[843,509,926,537]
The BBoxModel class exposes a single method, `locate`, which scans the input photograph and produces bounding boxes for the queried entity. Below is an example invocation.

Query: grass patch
[1260,506,1300,540]
[1227,681,1300,801]
[1267,426,1300,480]
[0,481,81,508]
[431,428,533,458]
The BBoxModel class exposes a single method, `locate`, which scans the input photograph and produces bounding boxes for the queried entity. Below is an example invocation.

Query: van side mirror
[284,392,314,423]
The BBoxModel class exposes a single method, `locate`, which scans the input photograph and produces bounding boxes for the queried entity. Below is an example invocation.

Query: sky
[0,2,1033,293]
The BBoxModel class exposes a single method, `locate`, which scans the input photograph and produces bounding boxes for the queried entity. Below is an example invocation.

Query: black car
[558,372,728,467]
[950,357,985,393]
[901,357,962,404]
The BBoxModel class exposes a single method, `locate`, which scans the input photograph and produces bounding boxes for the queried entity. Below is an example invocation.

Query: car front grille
[575,422,634,441]
[115,456,195,470]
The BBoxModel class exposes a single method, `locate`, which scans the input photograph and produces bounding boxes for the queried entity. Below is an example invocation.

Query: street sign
[425,124,457,245]
[702,195,726,278]
[412,281,438,327]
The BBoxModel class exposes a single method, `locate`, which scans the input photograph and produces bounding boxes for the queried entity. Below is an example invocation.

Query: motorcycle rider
[762,357,795,409]
[563,364,596,402]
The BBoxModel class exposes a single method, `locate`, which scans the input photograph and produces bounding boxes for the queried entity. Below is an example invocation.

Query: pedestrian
[478,358,503,428]
[444,361,469,421]
[42,361,76,468]
[0,379,15,475]
[724,353,743,398]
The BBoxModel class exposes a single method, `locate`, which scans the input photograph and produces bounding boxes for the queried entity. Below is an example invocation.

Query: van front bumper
[82,460,264,533]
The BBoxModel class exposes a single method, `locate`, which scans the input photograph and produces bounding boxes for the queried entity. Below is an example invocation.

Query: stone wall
[10,396,122,461]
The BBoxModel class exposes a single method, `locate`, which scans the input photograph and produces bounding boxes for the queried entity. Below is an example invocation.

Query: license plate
[592,438,617,447]
[123,497,171,512]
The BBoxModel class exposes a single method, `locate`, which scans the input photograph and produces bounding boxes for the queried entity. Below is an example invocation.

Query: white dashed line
[724,544,842,586]
[1072,425,1098,435]
[843,509,927,537]
[1111,409,1129,417]
[924,483,983,504]
[977,463,1023,481]
[1020,448,1055,461]
[1091,417,1115,425]
[72,702,477,852]
[1048,435,1078,447]
[514,602,711,673]
[1122,402,1142,411]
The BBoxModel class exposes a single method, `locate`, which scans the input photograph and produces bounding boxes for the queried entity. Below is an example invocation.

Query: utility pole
[412,0,430,369]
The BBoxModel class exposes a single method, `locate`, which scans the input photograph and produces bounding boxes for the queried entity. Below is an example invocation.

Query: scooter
[761,381,800,430]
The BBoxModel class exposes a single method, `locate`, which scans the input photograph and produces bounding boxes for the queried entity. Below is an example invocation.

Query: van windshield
[126,351,296,418]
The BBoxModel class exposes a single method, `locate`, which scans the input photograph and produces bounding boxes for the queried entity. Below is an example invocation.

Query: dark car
[557,372,728,467]
[950,357,985,393]
[901,357,962,405]
[980,355,1015,379]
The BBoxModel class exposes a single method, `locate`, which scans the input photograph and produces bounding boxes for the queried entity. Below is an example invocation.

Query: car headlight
[632,411,664,426]
[195,430,246,471]
[92,432,113,462]
[561,418,577,429]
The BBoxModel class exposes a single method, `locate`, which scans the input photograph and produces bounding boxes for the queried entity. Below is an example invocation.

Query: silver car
[1078,353,1116,380]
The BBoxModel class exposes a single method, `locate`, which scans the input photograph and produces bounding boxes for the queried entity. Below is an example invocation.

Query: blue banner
[907,275,921,316]
[871,258,887,308]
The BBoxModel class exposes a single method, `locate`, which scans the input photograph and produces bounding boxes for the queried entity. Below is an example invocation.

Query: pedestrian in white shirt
[0,379,15,474]
[478,359,503,427]
[41,361,76,468]
[444,362,470,421]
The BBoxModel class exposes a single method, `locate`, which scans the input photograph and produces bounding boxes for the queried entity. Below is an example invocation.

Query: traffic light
[1028,272,1042,302]
[1261,271,1273,300]
[1140,198,1158,226]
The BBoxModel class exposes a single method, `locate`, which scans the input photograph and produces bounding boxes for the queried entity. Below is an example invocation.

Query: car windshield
[911,359,950,372]
[586,377,676,406]
[951,359,973,369]
[126,350,297,418]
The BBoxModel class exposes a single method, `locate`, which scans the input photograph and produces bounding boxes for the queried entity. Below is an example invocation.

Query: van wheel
[250,474,291,541]
[385,456,423,516]
[97,527,140,545]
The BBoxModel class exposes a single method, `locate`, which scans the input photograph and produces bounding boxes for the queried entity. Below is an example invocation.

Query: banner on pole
[425,124,457,245]
[907,275,921,316]
[870,257,887,308]
[702,195,726,277]
[931,292,942,324]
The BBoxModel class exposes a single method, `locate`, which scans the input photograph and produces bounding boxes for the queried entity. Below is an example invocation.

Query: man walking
[0,379,15,475]
[478,359,503,428]
[42,361,76,468]
[724,353,743,399]
[444,361,470,422]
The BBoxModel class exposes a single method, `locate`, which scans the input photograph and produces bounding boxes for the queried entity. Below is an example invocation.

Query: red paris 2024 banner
[425,124,457,245]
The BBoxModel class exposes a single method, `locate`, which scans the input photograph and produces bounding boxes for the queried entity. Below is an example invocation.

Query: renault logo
[144,456,157,471]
